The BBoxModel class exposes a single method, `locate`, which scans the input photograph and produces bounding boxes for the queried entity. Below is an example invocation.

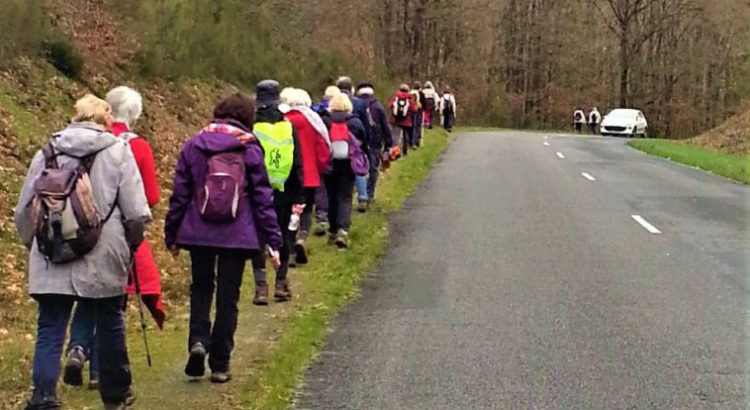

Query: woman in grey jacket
[14,94,151,410]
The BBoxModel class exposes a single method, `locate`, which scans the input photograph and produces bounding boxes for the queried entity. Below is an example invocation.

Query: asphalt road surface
[295,131,750,409]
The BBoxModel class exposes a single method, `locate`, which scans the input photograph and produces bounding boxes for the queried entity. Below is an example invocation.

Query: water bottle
[288,213,300,231]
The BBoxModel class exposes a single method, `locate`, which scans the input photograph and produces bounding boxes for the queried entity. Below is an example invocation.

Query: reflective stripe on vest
[253,121,294,191]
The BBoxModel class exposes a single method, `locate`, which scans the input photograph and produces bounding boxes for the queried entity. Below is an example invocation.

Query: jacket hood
[51,122,119,157]
[330,111,352,123]
[424,81,434,89]
[194,126,246,154]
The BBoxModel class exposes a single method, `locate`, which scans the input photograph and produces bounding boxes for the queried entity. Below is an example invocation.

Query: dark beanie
[256,79,280,109]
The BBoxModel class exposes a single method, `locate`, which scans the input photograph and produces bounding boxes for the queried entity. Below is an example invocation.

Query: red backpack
[330,122,351,160]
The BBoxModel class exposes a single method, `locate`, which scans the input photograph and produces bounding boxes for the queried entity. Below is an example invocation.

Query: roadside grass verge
[629,139,750,184]
[0,129,449,409]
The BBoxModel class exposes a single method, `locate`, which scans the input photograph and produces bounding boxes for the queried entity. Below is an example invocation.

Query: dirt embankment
[0,0,236,342]
[689,103,750,157]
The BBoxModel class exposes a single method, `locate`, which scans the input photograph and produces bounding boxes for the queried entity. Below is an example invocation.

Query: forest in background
[2,0,748,138]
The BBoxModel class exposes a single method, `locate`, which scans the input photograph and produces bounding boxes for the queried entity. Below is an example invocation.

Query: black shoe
[88,376,99,390]
[184,342,206,378]
[103,387,135,410]
[294,239,308,265]
[24,389,61,410]
[334,229,349,249]
[63,346,85,387]
[314,222,329,237]
[357,201,368,213]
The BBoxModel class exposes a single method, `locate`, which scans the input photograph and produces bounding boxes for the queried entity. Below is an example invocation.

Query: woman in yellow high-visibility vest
[250,80,305,306]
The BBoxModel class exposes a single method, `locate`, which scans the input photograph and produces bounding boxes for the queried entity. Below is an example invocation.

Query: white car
[600,108,649,138]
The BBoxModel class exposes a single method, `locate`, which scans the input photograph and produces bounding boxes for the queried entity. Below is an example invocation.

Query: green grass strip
[628,139,750,184]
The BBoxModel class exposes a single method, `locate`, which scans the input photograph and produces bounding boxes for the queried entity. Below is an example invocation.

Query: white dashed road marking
[631,215,661,234]
[556,152,565,159]
[543,141,550,146]
[581,172,596,181]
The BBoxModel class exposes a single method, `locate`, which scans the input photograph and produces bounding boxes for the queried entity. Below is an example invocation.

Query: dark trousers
[324,160,355,233]
[443,113,454,131]
[188,247,252,372]
[298,187,318,240]
[575,123,583,132]
[33,294,130,404]
[589,123,598,134]
[251,190,294,282]
[366,149,381,200]
[315,183,328,223]
[411,111,423,147]
[394,125,413,156]
[68,301,100,379]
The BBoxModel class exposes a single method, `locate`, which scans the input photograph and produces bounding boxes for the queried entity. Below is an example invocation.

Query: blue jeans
[355,175,368,202]
[69,301,99,379]
[33,294,131,404]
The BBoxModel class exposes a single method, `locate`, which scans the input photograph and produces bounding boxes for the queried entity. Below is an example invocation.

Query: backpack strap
[42,143,59,169]
[102,188,120,223]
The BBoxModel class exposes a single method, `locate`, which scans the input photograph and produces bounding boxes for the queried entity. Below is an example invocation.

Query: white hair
[281,87,313,108]
[106,86,143,127]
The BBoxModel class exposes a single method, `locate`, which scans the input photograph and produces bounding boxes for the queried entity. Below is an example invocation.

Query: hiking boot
[103,387,136,410]
[314,222,329,237]
[294,239,308,265]
[253,283,269,306]
[184,342,206,378]
[274,279,292,302]
[328,232,337,245]
[357,201,368,213]
[24,389,61,410]
[63,346,85,387]
[210,371,232,384]
[88,376,99,390]
[334,229,349,249]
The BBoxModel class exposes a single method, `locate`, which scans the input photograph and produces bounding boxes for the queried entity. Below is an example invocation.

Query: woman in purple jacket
[164,93,282,384]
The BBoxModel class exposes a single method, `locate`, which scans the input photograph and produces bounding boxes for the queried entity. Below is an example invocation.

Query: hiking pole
[130,252,153,367]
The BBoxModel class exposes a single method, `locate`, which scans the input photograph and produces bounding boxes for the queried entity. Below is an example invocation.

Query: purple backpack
[196,151,246,223]
[348,134,370,177]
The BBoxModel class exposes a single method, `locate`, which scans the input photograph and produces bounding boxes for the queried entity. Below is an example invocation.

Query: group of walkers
[572,106,601,134]
[13,76,457,410]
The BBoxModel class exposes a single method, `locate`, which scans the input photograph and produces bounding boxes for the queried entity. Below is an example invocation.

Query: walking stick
[131,253,153,367]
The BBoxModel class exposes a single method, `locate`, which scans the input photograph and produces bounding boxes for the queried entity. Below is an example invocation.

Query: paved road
[295,131,750,409]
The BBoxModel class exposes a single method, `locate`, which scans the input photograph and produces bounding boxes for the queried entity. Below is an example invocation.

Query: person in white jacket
[588,107,601,135]
[439,87,457,132]
[572,107,586,132]
[422,81,439,129]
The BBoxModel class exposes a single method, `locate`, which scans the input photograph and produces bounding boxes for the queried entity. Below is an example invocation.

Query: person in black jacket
[250,80,305,305]
[356,82,393,201]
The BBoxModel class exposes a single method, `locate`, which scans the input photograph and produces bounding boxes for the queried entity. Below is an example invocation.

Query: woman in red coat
[281,88,331,264]
[62,86,164,390]
[387,84,418,157]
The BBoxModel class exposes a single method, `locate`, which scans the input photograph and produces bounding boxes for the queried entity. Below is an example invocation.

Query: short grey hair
[106,86,143,127]
[336,76,353,93]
